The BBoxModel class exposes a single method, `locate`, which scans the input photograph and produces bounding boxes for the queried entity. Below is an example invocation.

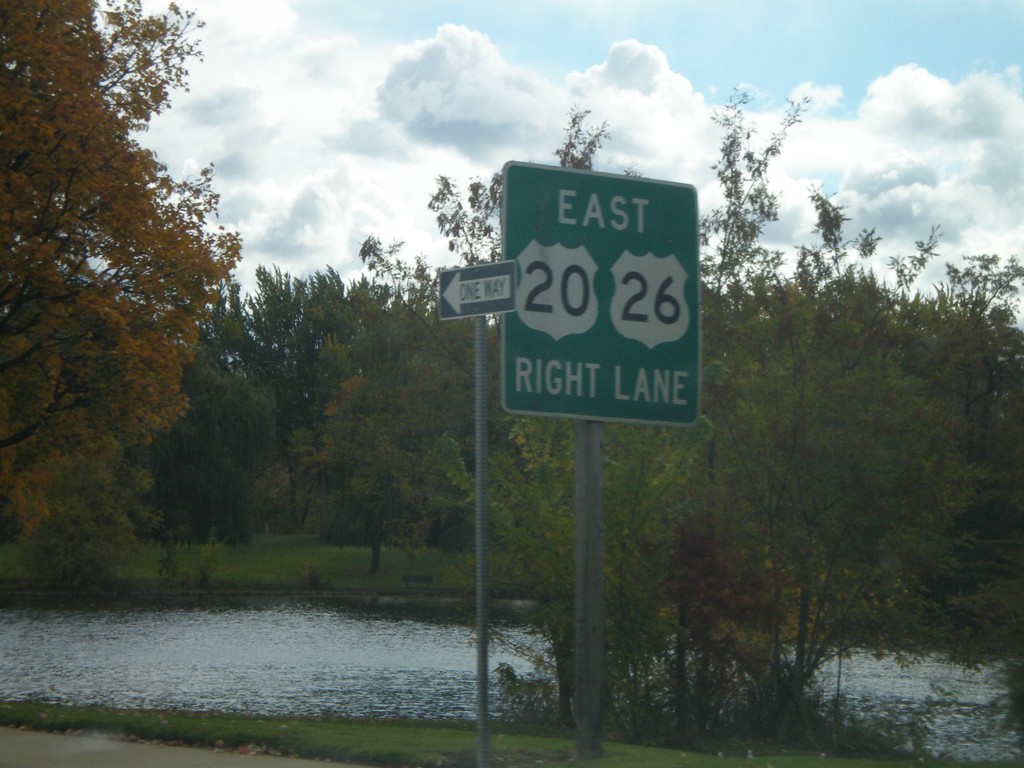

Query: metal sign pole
[439,264,515,768]
[573,418,605,758]
[474,314,491,768]
[440,264,515,768]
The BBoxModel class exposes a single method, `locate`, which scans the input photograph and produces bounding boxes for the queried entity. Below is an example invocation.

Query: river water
[0,596,536,720]
[0,596,1019,760]
[818,651,1020,760]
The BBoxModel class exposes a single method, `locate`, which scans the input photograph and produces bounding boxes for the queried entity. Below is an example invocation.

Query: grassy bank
[0,702,1016,767]
[134,534,470,593]
[0,534,471,594]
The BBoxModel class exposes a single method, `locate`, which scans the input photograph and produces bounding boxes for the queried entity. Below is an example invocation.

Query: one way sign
[439,261,516,320]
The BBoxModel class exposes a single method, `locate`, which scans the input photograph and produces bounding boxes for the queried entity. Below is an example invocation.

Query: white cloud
[853,66,1024,201]
[823,65,1024,266]
[789,82,844,114]
[861,65,1017,143]
[842,153,940,198]
[186,0,298,45]
[571,39,673,96]
[375,25,565,163]
[565,41,713,182]
[141,4,1023,301]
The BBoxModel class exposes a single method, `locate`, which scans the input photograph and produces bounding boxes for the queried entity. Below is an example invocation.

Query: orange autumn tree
[0,1,239,525]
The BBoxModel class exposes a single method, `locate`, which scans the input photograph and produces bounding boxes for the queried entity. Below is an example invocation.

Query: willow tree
[0,0,239,525]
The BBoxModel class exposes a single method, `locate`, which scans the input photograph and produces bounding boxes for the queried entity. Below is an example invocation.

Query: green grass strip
[0,702,1018,768]
[0,535,475,594]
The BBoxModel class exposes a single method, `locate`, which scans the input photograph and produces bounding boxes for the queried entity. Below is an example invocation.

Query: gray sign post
[439,262,515,768]
[500,162,700,757]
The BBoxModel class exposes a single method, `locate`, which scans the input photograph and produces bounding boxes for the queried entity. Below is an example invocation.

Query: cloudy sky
[142,0,1024,295]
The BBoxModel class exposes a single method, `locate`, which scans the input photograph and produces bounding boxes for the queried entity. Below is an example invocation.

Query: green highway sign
[501,162,700,426]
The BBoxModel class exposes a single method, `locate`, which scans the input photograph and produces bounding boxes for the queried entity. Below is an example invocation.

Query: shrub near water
[22,452,154,589]
[195,530,223,588]
[301,560,324,589]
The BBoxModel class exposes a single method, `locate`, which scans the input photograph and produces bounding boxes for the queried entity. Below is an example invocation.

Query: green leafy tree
[490,417,578,725]
[320,278,412,571]
[912,255,1024,657]
[490,415,711,741]
[320,245,475,569]
[686,98,985,746]
[719,274,970,742]
[701,91,804,296]
[602,422,710,743]
[429,173,503,265]
[675,92,807,739]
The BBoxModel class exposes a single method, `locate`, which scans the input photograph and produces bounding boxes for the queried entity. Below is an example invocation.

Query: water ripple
[0,598,532,720]
[0,598,1019,759]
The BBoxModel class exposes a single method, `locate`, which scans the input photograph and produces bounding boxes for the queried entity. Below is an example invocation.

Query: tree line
[2,1,1022,753]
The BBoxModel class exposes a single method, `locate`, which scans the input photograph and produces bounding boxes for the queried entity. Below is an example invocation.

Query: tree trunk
[368,502,384,574]
[367,482,391,574]
[552,628,575,727]
[777,587,812,741]
[369,537,382,574]
[674,604,691,742]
